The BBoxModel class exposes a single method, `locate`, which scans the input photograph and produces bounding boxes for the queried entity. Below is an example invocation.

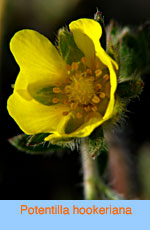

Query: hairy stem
[80,137,123,200]
[80,137,100,200]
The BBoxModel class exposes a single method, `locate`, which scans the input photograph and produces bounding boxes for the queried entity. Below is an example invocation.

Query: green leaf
[9,134,63,155]
[58,28,84,65]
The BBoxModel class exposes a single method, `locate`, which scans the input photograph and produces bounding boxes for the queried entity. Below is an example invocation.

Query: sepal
[9,134,63,154]
[57,28,84,65]
[27,133,50,146]
[50,137,80,151]
[88,127,107,159]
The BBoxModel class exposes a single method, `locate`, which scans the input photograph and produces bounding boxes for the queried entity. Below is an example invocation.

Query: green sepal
[50,137,80,151]
[94,10,106,50]
[57,28,84,65]
[103,96,127,128]
[28,84,56,106]
[9,134,63,155]
[107,41,119,64]
[27,133,50,146]
[88,126,107,159]
[117,78,144,99]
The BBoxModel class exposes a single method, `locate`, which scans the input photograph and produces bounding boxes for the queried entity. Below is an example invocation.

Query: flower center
[65,73,95,105]
[52,57,110,119]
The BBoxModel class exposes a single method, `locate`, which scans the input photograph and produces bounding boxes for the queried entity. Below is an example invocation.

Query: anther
[81,57,86,64]
[86,69,92,75]
[99,92,105,98]
[72,62,79,71]
[95,69,102,77]
[91,105,98,112]
[84,105,91,112]
[63,111,69,116]
[96,83,102,90]
[76,112,82,119]
[103,74,109,80]
[66,64,71,70]
[64,99,69,105]
[55,82,60,86]
[52,97,59,103]
[53,87,61,93]
[92,95,100,104]
[70,102,78,110]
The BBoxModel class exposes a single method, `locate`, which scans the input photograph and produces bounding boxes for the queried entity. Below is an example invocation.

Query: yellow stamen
[99,92,105,98]
[63,111,69,116]
[76,112,82,119]
[72,62,79,71]
[95,69,102,77]
[103,74,109,80]
[91,105,97,112]
[81,57,86,64]
[52,97,59,103]
[53,87,61,93]
[92,95,100,104]
[86,69,92,75]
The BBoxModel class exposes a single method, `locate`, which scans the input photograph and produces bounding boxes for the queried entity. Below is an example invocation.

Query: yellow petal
[10,29,67,87]
[69,19,100,68]
[9,22,118,142]
[70,18,118,124]
[69,19,118,68]
[7,91,70,135]
[13,72,57,106]
[45,112,102,141]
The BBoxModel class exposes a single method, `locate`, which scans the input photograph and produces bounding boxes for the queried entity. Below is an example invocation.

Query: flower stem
[80,137,100,200]
[80,137,123,200]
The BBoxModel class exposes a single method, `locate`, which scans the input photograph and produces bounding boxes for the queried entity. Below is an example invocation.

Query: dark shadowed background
[0,0,150,199]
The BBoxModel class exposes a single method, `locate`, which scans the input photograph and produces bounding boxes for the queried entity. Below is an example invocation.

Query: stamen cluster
[52,57,110,120]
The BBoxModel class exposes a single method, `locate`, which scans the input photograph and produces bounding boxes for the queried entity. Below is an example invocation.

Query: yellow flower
[7,19,118,142]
